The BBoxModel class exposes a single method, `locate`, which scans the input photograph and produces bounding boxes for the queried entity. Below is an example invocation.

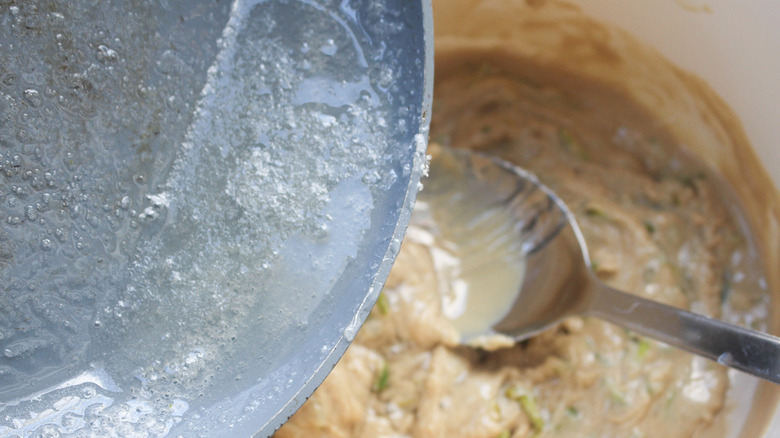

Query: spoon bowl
[427,146,780,385]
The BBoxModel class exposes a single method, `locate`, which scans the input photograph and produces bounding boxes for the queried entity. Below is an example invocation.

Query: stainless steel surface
[0,1,432,436]
[435,147,780,385]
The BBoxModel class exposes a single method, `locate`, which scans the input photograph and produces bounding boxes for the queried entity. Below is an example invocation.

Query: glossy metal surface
[0,1,432,436]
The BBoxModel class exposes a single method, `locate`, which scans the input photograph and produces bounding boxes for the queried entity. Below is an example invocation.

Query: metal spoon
[425,146,780,385]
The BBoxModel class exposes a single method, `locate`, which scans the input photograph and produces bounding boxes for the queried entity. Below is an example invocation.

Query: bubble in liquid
[40,238,52,250]
[96,45,118,63]
[23,89,43,107]
[320,38,337,56]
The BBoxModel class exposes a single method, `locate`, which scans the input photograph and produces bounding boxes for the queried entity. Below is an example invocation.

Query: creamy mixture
[275,41,769,438]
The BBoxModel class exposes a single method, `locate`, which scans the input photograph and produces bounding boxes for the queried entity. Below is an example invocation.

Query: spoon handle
[588,283,780,385]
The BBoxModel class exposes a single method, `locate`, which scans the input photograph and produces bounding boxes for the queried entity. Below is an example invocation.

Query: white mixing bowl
[432,1,780,436]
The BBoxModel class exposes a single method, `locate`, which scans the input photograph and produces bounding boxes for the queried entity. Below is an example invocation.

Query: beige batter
[276,2,778,437]
[276,55,768,438]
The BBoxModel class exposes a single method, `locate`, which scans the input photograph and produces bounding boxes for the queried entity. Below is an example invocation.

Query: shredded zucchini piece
[506,386,544,433]
[376,292,390,315]
[558,128,590,160]
[373,362,390,392]
[604,377,628,405]
[636,337,651,360]
[584,206,609,218]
